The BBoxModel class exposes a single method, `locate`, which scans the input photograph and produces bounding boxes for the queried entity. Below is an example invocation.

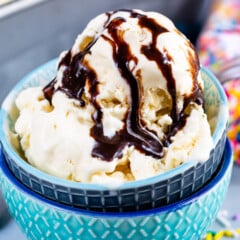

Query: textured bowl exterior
[0,140,233,240]
[0,59,229,211]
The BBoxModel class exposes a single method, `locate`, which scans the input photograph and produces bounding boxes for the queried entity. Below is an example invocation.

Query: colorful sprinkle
[197,0,240,165]
[216,210,231,228]
[232,214,240,221]
[205,229,240,239]
[223,79,240,165]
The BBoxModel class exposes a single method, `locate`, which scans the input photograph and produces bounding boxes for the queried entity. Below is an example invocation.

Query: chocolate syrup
[43,10,203,161]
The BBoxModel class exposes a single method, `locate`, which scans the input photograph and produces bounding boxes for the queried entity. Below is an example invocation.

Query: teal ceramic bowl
[0,59,228,212]
[0,140,232,240]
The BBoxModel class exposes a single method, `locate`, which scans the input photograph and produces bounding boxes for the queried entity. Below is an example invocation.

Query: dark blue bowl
[0,140,233,240]
[0,59,228,212]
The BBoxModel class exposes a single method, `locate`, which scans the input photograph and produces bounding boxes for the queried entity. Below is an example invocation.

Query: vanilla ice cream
[15,9,213,186]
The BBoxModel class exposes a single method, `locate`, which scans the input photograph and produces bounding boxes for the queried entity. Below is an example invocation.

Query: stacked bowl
[0,60,231,239]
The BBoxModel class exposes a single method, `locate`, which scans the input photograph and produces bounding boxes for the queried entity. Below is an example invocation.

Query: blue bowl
[0,140,233,240]
[0,59,229,212]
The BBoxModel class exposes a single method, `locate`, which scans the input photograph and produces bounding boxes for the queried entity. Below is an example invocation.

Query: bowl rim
[202,67,229,144]
[0,139,232,217]
[0,59,229,191]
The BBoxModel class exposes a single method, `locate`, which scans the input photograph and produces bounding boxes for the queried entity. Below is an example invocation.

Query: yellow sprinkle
[223,229,234,237]
[213,229,237,239]
[214,231,224,240]
[205,229,240,239]
[206,233,213,240]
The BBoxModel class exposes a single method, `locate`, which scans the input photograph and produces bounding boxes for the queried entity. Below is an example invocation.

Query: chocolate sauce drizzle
[43,10,203,161]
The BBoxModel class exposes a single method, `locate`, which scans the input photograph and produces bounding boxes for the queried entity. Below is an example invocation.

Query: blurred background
[0,0,212,104]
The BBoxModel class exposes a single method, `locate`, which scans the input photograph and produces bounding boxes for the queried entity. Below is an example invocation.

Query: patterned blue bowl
[0,140,233,240]
[0,59,229,212]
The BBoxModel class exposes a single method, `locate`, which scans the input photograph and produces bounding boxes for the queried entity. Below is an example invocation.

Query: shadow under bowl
[0,59,229,212]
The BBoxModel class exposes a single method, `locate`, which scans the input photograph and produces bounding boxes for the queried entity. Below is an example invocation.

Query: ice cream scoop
[15,9,213,186]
